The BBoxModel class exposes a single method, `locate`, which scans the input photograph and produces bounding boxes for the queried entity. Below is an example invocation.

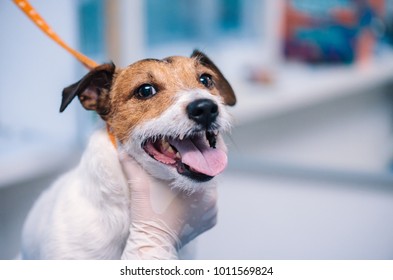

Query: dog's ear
[60,63,116,118]
[191,50,236,106]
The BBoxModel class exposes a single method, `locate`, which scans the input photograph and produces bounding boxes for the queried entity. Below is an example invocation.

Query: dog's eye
[136,84,157,99]
[199,74,214,88]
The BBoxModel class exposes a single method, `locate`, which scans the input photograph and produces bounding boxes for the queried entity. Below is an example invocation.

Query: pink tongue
[169,137,227,177]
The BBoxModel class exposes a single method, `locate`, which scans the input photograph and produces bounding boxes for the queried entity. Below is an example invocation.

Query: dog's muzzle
[142,98,228,182]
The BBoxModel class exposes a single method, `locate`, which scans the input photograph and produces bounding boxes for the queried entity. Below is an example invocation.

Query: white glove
[118,151,218,260]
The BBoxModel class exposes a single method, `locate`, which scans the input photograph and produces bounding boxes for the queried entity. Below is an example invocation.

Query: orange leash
[13,0,117,148]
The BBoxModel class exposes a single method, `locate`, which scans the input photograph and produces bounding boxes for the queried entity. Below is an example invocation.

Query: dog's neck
[80,128,174,207]
[78,129,128,206]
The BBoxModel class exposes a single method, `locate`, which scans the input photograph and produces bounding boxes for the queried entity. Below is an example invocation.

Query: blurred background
[1,0,393,259]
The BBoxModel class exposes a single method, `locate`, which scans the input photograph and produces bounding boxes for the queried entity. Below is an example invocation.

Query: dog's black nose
[187,99,219,128]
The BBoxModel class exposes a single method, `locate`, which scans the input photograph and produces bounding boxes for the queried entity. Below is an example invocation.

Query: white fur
[22,130,131,259]
[21,89,231,259]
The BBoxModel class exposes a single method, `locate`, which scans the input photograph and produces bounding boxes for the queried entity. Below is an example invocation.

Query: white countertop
[0,135,79,188]
[229,53,393,125]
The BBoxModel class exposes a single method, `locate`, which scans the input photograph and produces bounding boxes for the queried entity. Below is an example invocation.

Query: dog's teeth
[179,134,184,141]
[175,152,180,159]
[167,145,175,155]
[161,139,170,150]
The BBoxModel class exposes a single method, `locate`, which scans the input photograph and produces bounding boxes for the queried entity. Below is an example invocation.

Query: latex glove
[118,150,218,260]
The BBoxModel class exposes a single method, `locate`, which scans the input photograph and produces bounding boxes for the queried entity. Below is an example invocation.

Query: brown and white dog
[21,50,236,259]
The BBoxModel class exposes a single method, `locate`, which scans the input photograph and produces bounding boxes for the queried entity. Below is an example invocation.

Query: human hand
[118,150,218,259]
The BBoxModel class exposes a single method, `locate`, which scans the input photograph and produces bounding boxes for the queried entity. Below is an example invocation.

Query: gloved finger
[118,147,152,190]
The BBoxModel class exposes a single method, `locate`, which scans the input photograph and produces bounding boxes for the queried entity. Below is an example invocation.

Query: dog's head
[60,50,236,191]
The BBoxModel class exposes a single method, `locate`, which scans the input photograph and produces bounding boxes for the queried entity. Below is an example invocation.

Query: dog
[21,50,236,259]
